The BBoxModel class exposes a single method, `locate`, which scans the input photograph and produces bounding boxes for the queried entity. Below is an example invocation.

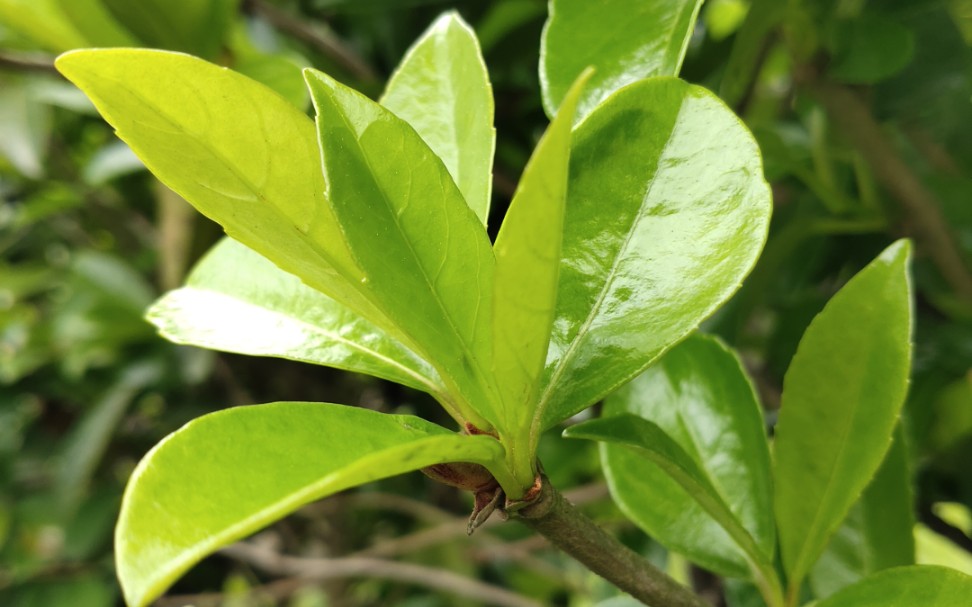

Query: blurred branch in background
[803,71,972,304]
[241,0,378,83]
[0,50,57,73]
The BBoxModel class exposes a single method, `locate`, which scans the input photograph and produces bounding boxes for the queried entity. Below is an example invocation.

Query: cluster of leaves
[3,0,972,606]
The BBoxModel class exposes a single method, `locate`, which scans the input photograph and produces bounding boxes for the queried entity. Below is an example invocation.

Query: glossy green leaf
[774,240,913,592]
[814,566,972,607]
[811,425,915,598]
[537,78,771,429]
[55,50,387,344]
[569,334,775,579]
[116,402,506,607]
[381,12,495,224]
[147,238,444,398]
[305,68,500,433]
[493,70,589,482]
[541,0,703,120]
[100,0,239,58]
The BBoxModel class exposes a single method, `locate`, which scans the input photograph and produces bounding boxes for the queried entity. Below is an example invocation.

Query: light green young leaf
[541,0,703,120]
[381,11,495,224]
[537,78,771,430]
[55,50,389,344]
[810,425,915,599]
[116,402,506,607]
[814,566,972,607]
[569,334,775,580]
[774,240,913,594]
[304,69,501,434]
[147,238,444,398]
[493,69,590,482]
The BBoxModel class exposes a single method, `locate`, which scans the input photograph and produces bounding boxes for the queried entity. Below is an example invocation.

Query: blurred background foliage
[0,0,970,605]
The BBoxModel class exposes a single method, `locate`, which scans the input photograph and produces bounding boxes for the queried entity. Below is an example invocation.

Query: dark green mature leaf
[572,334,775,578]
[147,238,444,398]
[811,425,915,598]
[115,402,506,607]
[828,14,915,84]
[381,11,495,224]
[493,70,590,481]
[57,0,138,47]
[537,78,771,430]
[100,0,238,58]
[814,566,972,607]
[305,68,500,433]
[774,240,913,592]
[541,0,703,120]
[54,50,389,340]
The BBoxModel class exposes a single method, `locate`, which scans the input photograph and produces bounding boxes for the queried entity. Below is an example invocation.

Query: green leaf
[810,425,915,599]
[115,402,506,607]
[568,334,775,580]
[774,240,913,593]
[55,50,385,346]
[0,0,89,52]
[56,0,139,47]
[381,11,495,225]
[0,76,51,179]
[541,0,703,120]
[147,238,444,398]
[100,0,239,58]
[304,69,501,435]
[537,78,771,430]
[828,14,915,85]
[493,69,590,483]
[814,566,972,607]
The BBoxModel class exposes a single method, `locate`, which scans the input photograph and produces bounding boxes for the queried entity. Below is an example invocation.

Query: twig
[220,542,542,607]
[241,0,377,83]
[510,477,709,607]
[0,50,58,74]
[803,75,972,303]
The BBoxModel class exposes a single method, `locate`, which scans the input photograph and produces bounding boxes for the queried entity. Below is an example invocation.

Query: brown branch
[510,477,709,607]
[0,50,58,74]
[241,0,377,83]
[803,76,972,303]
[220,542,542,607]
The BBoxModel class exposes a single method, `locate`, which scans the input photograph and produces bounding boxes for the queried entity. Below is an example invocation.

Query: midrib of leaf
[785,309,885,585]
[328,105,499,426]
[164,288,444,396]
[671,402,769,569]
[533,97,685,437]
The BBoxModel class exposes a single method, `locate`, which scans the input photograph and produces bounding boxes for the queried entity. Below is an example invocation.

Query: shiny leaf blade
[538,78,771,429]
[54,50,384,331]
[381,11,495,224]
[493,69,590,475]
[147,238,443,397]
[811,425,915,598]
[814,566,972,607]
[541,0,703,120]
[774,240,913,591]
[116,402,506,607]
[305,68,500,432]
[566,413,758,577]
[572,334,775,578]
